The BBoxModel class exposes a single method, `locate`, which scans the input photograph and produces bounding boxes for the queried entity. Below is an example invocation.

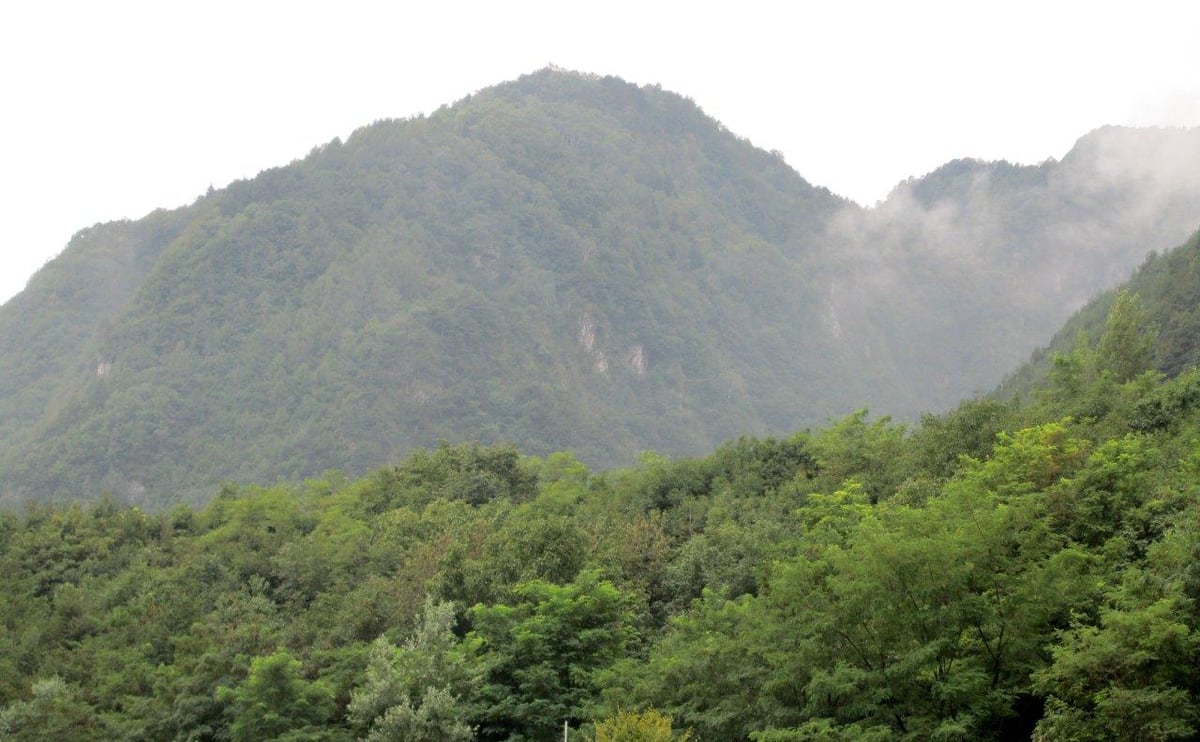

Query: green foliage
[216,650,337,741]
[908,398,1016,480]
[1097,290,1156,383]
[360,687,473,742]
[970,421,1089,497]
[768,468,1090,738]
[1044,434,1162,551]
[1034,508,1200,740]
[348,598,476,741]
[750,720,892,741]
[807,411,906,502]
[378,441,540,510]
[0,677,107,741]
[1130,368,1200,432]
[468,571,636,740]
[5,352,1200,739]
[622,592,781,738]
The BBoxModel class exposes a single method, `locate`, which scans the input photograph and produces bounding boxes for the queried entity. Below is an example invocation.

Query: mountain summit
[2,69,1199,507]
[0,69,849,505]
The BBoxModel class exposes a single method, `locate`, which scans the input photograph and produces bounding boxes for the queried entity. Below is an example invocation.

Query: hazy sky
[2,0,1197,304]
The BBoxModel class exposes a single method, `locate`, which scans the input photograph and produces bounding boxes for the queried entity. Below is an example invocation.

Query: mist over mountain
[997,225,1200,400]
[827,124,1200,412]
[2,68,1198,507]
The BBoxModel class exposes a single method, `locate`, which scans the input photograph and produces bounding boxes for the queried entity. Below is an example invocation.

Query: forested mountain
[0,70,849,506]
[2,67,1199,507]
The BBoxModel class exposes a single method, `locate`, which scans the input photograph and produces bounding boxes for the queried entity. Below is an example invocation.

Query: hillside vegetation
[2,68,1200,508]
[5,290,1200,739]
[0,70,847,506]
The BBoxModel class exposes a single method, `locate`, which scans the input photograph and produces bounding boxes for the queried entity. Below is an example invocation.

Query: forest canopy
[4,294,1200,740]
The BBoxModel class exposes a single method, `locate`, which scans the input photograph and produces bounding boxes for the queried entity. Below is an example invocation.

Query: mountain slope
[3,69,1200,508]
[0,70,852,506]
[0,210,194,461]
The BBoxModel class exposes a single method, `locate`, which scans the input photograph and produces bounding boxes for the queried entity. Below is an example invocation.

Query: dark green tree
[468,571,636,740]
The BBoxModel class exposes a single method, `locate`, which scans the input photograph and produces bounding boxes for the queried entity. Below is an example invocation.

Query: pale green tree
[348,597,476,741]
[1096,290,1156,383]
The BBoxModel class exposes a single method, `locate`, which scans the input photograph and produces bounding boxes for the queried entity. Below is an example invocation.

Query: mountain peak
[1063,124,1200,180]
[4,76,1200,508]
[0,71,849,506]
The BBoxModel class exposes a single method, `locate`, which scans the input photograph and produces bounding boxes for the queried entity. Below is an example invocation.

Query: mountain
[0,70,852,506]
[824,125,1200,412]
[997,225,1200,398]
[2,68,1199,507]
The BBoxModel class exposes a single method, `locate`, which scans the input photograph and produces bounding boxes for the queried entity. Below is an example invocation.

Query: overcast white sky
[2,0,1198,304]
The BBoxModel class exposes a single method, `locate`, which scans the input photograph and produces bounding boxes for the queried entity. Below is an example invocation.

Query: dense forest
[3,69,1200,507]
[5,286,1200,740]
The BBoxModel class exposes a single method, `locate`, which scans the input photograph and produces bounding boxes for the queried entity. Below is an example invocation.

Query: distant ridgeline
[2,67,1200,507]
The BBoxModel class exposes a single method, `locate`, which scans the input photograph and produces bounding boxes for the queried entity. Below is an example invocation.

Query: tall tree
[216,650,337,741]
[468,571,636,740]
[1096,290,1156,383]
[348,598,477,741]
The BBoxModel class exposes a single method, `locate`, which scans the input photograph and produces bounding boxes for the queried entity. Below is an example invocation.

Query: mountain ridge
[3,68,1199,507]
